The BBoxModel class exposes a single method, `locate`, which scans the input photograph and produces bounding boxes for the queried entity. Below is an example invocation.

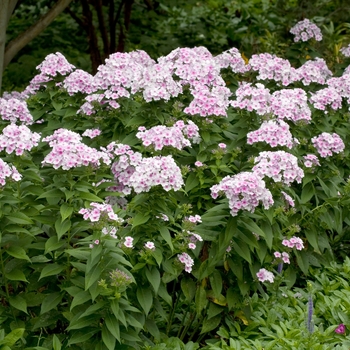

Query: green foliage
[204,258,350,349]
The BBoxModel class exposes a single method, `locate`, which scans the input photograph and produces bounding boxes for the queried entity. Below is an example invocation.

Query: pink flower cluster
[79,202,123,223]
[290,19,322,42]
[248,54,331,86]
[42,128,110,170]
[340,44,350,57]
[108,143,183,194]
[311,132,345,157]
[303,154,320,168]
[63,70,96,95]
[0,98,34,125]
[186,215,202,223]
[24,52,75,95]
[124,236,134,248]
[214,47,250,73]
[0,124,41,155]
[231,83,271,115]
[253,151,304,186]
[210,172,274,216]
[247,120,298,149]
[309,87,343,110]
[82,128,101,139]
[128,155,184,193]
[136,120,200,151]
[281,191,295,207]
[297,58,332,86]
[249,54,299,86]
[0,159,22,186]
[184,85,231,117]
[327,75,350,105]
[178,252,194,273]
[274,251,290,264]
[256,268,274,283]
[282,236,304,250]
[270,89,311,123]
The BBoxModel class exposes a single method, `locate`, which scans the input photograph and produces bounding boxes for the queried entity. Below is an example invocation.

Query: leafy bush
[204,257,350,349]
[2,17,350,349]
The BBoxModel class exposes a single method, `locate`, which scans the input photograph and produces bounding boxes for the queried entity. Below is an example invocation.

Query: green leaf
[6,212,33,225]
[78,191,103,202]
[181,277,196,302]
[105,313,120,343]
[200,314,221,334]
[67,329,99,345]
[132,213,150,227]
[209,270,222,299]
[45,236,65,254]
[137,287,153,316]
[52,334,62,350]
[159,226,173,251]
[60,203,74,222]
[5,246,30,262]
[85,264,102,291]
[101,325,116,350]
[232,241,251,264]
[9,296,27,314]
[0,328,25,346]
[301,183,314,203]
[39,263,64,280]
[37,189,64,200]
[185,173,200,193]
[41,292,63,314]
[5,269,28,282]
[70,290,91,311]
[67,315,98,330]
[145,266,160,293]
[55,218,71,240]
[195,285,207,315]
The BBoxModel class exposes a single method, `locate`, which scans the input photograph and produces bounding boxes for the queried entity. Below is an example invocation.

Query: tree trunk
[0,0,10,94]
[3,0,74,71]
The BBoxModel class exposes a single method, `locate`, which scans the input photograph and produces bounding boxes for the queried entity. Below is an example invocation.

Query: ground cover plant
[1,17,350,349]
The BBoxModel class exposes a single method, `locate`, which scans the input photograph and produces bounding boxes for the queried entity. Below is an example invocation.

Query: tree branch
[6,0,18,24]
[93,0,110,59]
[3,0,74,71]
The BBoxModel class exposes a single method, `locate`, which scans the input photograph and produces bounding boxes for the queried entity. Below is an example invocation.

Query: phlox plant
[1,18,350,349]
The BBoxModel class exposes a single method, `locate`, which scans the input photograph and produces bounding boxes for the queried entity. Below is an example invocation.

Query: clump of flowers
[123,236,134,248]
[311,132,345,158]
[248,53,299,86]
[247,120,298,149]
[303,154,320,168]
[282,236,304,250]
[256,268,274,283]
[128,155,184,193]
[63,69,97,95]
[340,45,350,57]
[0,98,34,125]
[290,18,322,42]
[296,58,332,86]
[274,251,291,264]
[178,252,194,273]
[42,128,111,170]
[230,82,271,115]
[136,120,200,151]
[270,88,311,123]
[102,226,118,239]
[214,47,250,73]
[144,241,155,250]
[281,191,295,207]
[309,87,343,110]
[252,151,304,186]
[210,172,274,216]
[0,124,41,155]
[79,202,123,223]
[0,159,22,186]
[335,324,346,334]
[82,128,101,139]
